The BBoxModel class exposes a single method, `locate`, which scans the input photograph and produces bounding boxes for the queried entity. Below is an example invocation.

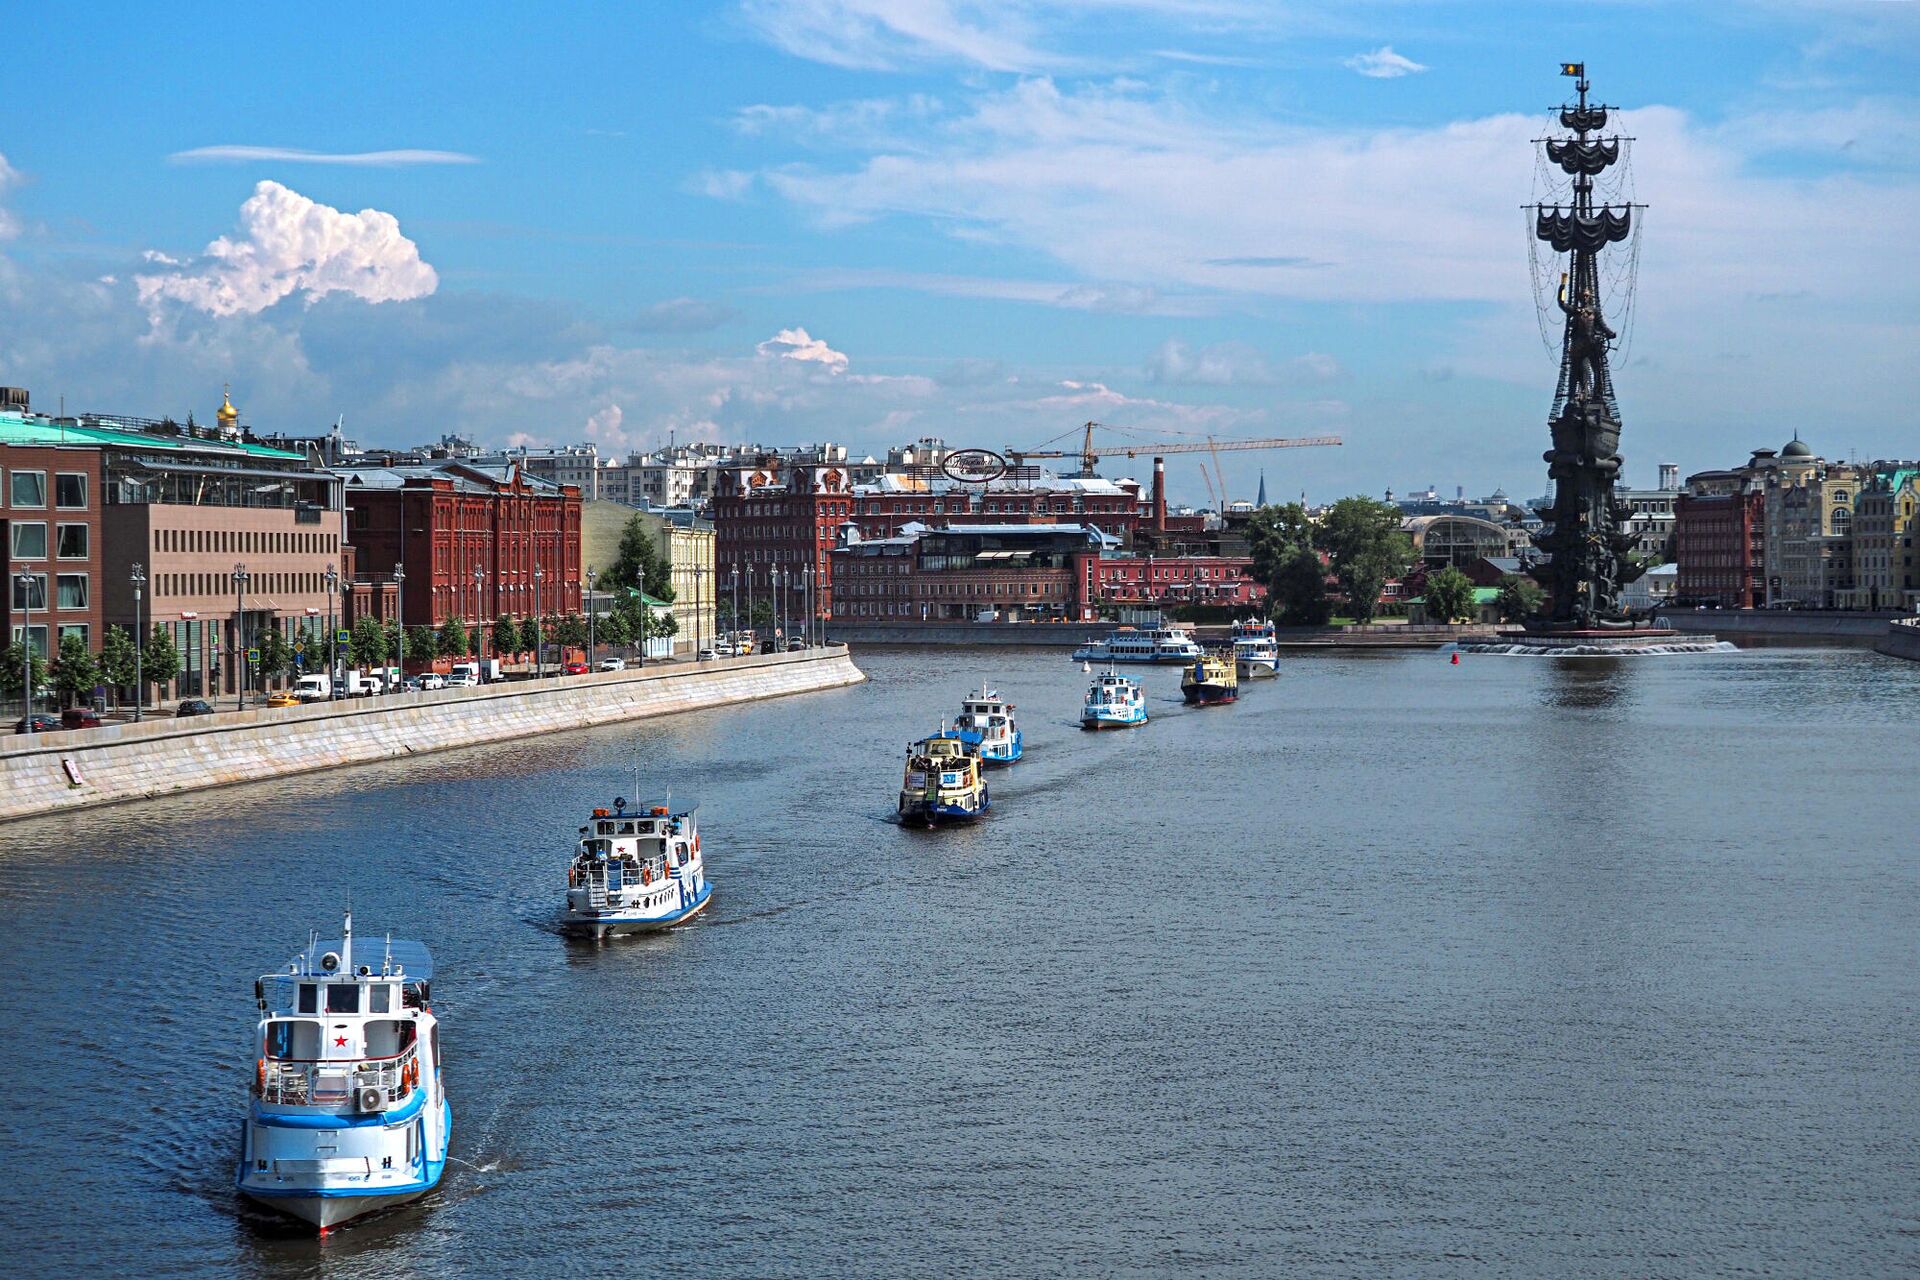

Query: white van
[294,673,332,701]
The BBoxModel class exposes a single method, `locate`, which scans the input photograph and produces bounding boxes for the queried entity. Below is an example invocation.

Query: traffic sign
[337,629,350,644]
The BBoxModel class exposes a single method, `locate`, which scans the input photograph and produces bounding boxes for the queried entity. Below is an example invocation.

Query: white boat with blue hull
[1071,625,1204,664]
[564,799,712,939]
[238,916,451,1233]
[1232,618,1280,678]
[1081,669,1148,729]
[955,684,1023,765]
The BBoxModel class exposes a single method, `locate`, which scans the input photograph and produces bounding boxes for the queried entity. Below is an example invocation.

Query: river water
[1,644,1916,1278]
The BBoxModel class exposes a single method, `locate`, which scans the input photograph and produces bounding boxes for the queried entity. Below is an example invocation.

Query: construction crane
[1005,421,1341,478]
[1197,464,1218,510]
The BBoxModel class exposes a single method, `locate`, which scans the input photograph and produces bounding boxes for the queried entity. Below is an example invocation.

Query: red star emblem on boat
[334,1035,347,1048]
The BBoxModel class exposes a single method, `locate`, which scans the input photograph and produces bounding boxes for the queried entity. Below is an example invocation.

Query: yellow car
[265,692,301,708]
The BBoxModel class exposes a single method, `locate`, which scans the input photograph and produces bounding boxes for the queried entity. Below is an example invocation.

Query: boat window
[265,1019,322,1060]
[362,1018,412,1058]
[297,983,317,1014]
[326,983,360,1014]
[370,984,392,1014]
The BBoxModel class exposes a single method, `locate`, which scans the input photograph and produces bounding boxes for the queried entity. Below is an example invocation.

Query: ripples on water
[1,645,1917,1277]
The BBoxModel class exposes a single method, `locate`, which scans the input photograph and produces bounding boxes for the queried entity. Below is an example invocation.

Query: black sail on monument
[1534,205,1632,253]
[1545,137,1619,175]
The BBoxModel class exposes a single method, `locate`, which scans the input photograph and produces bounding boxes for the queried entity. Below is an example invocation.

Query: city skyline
[1,3,1915,506]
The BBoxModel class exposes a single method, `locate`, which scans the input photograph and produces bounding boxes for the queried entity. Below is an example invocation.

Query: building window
[57,623,89,648]
[11,522,48,559]
[57,524,88,559]
[10,470,46,508]
[11,573,48,610]
[57,574,89,610]
[55,474,88,508]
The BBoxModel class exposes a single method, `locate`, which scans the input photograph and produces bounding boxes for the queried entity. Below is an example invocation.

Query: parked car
[419,673,446,691]
[597,657,627,672]
[697,647,717,661]
[445,672,479,688]
[13,713,61,734]
[786,637,807,651]
[401,676,425,693]
[563,661,590,675]
[176,699,216,717]
[265,692,302,708]
[60,707,103,729]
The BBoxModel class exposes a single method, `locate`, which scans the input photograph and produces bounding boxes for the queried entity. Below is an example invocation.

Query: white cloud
[169,146,479,167]
[737,0,1059,72]
[584,403,629,450]
[693,169,756,200]
[134,180,438,317]
[0,151,21,240]
[632,297,737,332]
[756,326,850,372]
[1344,46,1426,79]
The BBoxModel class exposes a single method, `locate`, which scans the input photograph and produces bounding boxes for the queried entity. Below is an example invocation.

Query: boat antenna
[384,931,393,976]
[342,910,353,979]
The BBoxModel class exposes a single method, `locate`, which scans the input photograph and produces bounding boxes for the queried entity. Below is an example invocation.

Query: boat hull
[1182,686,1238,705]
[564,880,713,938]
[238,1096,451,1233]
[898,791,990,824]
[1080,711,1147,729]
[1237,659,1278,678]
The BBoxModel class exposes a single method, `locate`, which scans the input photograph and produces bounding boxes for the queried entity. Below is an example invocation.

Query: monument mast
[1528,62,1643,631]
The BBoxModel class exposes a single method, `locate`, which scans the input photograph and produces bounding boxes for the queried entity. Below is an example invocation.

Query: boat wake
[1447,640,1739,657]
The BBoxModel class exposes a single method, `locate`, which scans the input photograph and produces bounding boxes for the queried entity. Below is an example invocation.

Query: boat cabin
[254,935,436,1109]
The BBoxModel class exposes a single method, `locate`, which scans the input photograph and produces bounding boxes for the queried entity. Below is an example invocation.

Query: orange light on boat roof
[651,806,669,816]
[593,808,609,817]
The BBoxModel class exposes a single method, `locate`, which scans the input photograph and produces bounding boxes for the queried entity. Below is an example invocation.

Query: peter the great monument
[1491,63,1717,654]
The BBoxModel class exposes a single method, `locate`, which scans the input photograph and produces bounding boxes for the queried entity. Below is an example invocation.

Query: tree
[409,625,437,666]
[1315,496,1414,625]
[256,626,293,684]
[350,615,388,668]
[0,641,50,709]
[100,625,139,705]
[52,631,99,707]
[1246,502,1315,585]
[598,608,633,651]
[1423,565,1477,623]
[523,616,544,661]
[492,615,521,659]
[609,515,677,602]
[1495,574,1544,623]
[554,614,588,649]
[144,624,182,696]
[1271,546,1335,626]
[440,617,468,659]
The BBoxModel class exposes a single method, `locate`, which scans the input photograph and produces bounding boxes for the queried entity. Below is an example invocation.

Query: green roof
[1406,588,1501,605]
[0,411,308,461]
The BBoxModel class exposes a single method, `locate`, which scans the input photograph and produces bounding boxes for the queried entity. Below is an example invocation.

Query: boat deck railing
[576,856,672,907]
[259,1041,422,1107]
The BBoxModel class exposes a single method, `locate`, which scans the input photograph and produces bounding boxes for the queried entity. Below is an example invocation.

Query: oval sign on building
[942,448,1008,484]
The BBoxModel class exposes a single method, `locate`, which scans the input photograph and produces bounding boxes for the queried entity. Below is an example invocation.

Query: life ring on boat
[256,1057,266,1094]
[408,1059,419,1089]
[567,866,576,887]
[693,834,700,854]
[640,865,653,886]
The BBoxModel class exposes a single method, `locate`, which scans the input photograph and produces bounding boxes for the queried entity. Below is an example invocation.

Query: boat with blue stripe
[898,729,990,825]
[564,798,713,939]
[237,916,452,1233]
[1081,668,1148,729]
[954,683,1023,765]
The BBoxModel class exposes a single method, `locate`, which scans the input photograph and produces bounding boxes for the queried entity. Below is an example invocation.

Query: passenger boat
[237,915,451,1233]
[564,798,713,938]
[898,730,990,825]
[954,683,1023,765]
[1180,652,1239,706]
[1231,617,1280,678]
[1070,625,1204,664]
[1081,669,1148,729]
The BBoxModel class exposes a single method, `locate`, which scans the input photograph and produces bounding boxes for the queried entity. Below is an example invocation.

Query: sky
[2,1,1916,506]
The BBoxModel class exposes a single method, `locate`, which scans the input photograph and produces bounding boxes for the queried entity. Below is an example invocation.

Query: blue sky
[3,1,1916,505]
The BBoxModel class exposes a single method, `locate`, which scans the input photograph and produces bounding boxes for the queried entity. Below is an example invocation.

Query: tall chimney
[1152,457,1166,533]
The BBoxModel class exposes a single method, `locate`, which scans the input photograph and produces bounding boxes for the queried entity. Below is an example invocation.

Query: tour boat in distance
[1181,652,1240,706]
[564,798,713,938]
[1231,617,1280,679]
[954,683,1023,765]
[898,729,990,825]
[238,914,451,1233]
[1081,669,1148,729]
[1071,625,1204,664]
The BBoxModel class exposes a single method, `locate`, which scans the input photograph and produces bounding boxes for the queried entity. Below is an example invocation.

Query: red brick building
[831,524,1105,622]
[343,461,582,630]
[712,461,855,620]
[2,440,106,659]
[1675,470,1766,607]
[1074,553,1262,610]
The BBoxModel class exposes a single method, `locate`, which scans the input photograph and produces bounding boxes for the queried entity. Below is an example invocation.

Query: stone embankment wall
[0,648,863,824]
[827,621,1496,649]
[1875,618,1920,662]
[1658,609,1905,640]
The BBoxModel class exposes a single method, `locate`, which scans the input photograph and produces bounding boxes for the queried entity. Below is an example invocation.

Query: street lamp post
[325,564,339,699]
[586,568,597,670]
[803,564,814,647]
[472,565,487,669]
[747,568,756,655]
[130,563,147,720]
[533,565,545,678]
[728,568,739,657]
[15,572,34,732]
[392,563,406,682]
[232,563,250,711]
[775,567,787,648]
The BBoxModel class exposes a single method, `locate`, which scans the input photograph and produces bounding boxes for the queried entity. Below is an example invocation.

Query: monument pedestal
[1459,626,1725,656]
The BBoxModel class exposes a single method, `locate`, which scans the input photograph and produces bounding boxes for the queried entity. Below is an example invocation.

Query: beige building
[1839,467,1920,610]
[1760,438,1859,608]
[581,500,716,654]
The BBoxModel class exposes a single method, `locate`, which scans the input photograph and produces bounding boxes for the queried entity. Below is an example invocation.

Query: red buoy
[1450,652,1460,665]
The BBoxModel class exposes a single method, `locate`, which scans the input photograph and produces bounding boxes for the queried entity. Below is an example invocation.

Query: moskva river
[2,644,1916,1277]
